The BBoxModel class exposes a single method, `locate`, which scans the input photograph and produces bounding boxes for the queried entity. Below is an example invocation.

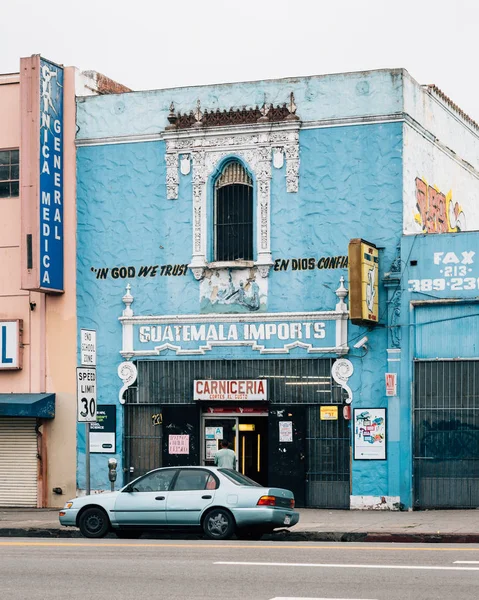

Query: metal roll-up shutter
[0,418,38,507]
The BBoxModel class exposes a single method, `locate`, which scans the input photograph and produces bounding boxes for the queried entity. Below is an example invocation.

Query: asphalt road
[1,538,479,600]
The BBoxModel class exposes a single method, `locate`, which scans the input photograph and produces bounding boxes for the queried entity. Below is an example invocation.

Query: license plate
[284,515,291,525]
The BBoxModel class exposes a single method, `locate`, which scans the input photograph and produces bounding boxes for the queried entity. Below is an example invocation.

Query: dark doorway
[238,417,268,486]
[268,405,307,507]
[161,404,200,467]
[201,414,268,486]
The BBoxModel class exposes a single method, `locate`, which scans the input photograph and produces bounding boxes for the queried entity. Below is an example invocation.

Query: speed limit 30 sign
[77,367,97,422]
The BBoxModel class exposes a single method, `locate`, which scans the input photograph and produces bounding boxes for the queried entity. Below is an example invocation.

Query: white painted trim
[76,133,164,147]
[74,113,402,147]
[121,340,344,358]
[350,495,400,510]
[119,310,347,325]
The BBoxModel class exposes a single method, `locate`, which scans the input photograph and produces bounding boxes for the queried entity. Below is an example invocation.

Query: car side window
[173,470,218,491]
[132,469,177,493]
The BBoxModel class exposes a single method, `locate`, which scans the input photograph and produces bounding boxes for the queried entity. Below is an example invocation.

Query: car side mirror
[123,484,133,493]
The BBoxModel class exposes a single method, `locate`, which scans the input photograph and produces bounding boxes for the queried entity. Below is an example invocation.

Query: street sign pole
[85,423,91,495]
[79,329,97,496]
[77,364,97,495]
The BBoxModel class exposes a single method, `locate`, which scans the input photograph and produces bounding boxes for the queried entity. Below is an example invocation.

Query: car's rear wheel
[203,508,235,540]
[78,507,110,538]
[115,530,143,539]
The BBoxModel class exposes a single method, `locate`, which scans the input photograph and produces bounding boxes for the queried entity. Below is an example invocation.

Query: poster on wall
[279,421,293,442]
[169,434,189,454]
[354,408,386,460]
[205,439,217,460]
[89,405,116,453]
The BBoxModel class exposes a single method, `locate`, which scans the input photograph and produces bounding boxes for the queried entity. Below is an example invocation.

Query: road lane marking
[454,561,479,564]
[0,541,478,553]
[270,598,378,600]
[215,560,479,571]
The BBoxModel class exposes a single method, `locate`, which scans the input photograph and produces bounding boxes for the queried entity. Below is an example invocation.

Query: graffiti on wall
[414,178,466,233]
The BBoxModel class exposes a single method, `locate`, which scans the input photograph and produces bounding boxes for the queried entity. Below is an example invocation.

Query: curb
[1,527,479,543]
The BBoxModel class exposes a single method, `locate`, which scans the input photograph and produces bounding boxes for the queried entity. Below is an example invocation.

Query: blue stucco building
[75,69,479,509]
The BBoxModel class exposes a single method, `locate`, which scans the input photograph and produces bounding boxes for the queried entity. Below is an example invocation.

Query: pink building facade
[0,56,127,508]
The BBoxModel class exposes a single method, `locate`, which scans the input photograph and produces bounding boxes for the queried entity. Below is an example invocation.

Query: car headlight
[64,502,74,509]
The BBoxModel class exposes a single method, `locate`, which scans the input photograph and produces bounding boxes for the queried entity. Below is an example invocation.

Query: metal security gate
[413,360,479,508]
[130,358,351,507]
[306,406,350,508]
[123,387,162,484]
[0,418,38,507]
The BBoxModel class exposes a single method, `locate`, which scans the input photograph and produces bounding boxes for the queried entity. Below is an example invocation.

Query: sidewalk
[2,507,479,542]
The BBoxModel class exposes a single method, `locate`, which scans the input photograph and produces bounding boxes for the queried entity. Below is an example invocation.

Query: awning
[0,394,55,419]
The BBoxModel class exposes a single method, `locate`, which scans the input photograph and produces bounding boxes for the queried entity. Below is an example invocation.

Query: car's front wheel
[78,507,110,538]
[203,508,235,540]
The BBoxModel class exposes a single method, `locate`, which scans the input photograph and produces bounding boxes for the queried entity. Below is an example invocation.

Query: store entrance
[202,412,268,486]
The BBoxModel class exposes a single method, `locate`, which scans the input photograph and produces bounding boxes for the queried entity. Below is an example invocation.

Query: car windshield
[219,469,262,487]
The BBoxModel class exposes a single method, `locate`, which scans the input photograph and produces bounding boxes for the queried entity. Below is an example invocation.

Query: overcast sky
[2,0,478,121]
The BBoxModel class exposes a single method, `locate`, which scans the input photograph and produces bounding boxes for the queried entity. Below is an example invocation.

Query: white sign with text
[81,329,97,367]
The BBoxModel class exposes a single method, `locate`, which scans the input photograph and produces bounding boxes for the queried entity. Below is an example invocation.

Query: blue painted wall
[76,78,403,498]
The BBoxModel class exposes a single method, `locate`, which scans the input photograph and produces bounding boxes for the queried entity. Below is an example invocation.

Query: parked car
[59,466,299,540]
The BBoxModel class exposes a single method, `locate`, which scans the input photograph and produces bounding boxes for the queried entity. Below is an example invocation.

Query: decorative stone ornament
[118,361,137,404]
[163,95,301,279]
[273,147,284,169]
[180,154,191,175]
[331,358,354,404]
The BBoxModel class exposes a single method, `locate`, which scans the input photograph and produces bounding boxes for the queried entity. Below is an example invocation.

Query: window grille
[214,161,253,261]
[0,150,19,198]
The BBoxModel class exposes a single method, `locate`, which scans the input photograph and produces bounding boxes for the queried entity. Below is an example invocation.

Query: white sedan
[59,466,299,540]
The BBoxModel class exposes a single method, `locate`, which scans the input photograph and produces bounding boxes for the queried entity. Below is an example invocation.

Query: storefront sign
[132,314,340,357]
[89,405,116,453]
[20,56,64,293]
[407,243,479,295]
[320,406,338,420]
[169,434,189,454]
[348,239,379,325]
[0,320,23,370]
[39,58,64,292]
[385,373,397,397]
[194,380,267,401]
[354,408,386,460]
[279,421,293,442]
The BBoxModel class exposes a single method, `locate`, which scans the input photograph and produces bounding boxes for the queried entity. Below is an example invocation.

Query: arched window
[214,161,253,262]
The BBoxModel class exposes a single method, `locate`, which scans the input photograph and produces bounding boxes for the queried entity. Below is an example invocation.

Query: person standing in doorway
[214,440,237,469]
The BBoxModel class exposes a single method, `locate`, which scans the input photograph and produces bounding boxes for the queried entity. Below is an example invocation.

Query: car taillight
[290,499,295,509]
[257,495,276,506]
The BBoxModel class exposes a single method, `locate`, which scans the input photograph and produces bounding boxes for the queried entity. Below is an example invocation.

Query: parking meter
[108,458,117,491]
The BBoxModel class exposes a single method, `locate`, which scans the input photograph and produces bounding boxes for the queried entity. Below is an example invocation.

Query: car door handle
[155,496,165,501]
[202,495,212,499]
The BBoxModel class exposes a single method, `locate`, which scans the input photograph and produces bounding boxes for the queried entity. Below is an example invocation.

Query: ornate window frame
[164,121,301,280]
